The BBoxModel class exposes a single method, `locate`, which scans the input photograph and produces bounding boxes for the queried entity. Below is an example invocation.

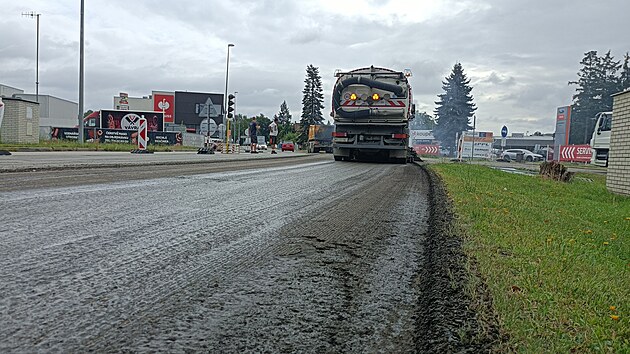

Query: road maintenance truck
[307,124,334,153]
[331,66,415,162]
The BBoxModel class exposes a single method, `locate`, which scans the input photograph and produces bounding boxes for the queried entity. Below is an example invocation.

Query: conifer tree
[274,100,293,139]
[433,63,476,154]
[299,64,325,143]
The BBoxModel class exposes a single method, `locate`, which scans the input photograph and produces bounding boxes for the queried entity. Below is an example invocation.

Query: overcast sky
[1,0,628,134]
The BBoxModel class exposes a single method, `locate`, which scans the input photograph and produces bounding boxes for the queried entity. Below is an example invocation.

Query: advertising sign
[118,92,129,110]
[412,144,440,155]
[100,110,164,132]
[174,91,224,128]
[51,127,182,145]
[559,144,592,163]
[554,106,572,161]
[459,131,494,158]
[153,93,175,124]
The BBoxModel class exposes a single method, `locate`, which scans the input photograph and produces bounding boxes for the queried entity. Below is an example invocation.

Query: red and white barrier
[137,117,147,150]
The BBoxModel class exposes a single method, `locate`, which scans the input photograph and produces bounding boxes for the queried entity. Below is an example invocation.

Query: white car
[500,149,543,162]
[256,136,268,150]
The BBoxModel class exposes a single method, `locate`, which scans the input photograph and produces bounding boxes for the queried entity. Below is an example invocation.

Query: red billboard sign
[153,93,175,124]
[413,144,440,155]
[559,144,591,163]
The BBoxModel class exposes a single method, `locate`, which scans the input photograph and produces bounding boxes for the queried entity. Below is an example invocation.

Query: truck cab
[590,111,612,167]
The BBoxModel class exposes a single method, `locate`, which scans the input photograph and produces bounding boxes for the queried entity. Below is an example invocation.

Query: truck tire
[334,155,343,161]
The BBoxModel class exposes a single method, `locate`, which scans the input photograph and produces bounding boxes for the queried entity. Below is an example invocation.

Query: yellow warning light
[350,93,358,100]
[372,93,380,100]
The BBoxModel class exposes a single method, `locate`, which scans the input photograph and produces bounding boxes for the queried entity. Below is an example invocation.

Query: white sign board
[461,142,493,158]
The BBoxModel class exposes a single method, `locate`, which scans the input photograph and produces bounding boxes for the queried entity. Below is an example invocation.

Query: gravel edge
[415,163,507,353]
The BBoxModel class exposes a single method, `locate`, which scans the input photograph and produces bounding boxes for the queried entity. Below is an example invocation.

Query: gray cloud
[1,0,629,135]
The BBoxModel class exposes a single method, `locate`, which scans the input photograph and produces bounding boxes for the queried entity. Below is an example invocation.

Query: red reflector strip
[332,132,348,137]
[392,133,408,139]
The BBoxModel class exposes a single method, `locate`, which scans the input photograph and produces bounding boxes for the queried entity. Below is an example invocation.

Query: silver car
[500,149,544,162]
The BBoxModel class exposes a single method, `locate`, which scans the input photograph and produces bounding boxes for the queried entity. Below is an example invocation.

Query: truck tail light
[332,132,348,137]
[392,133,408,139]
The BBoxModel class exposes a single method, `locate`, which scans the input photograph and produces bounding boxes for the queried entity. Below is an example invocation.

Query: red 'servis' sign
[154,94,175,124]
[413,144,440,155]
[559,145,591,163]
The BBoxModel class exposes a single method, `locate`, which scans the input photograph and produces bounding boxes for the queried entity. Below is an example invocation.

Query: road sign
[501,125,508,138]
[559,144,591,163]
[200,119,218,136]
[501,137,506,147]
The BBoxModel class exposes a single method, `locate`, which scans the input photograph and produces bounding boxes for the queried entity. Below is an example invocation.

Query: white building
[0,84,24,98]
[12,93,78,128]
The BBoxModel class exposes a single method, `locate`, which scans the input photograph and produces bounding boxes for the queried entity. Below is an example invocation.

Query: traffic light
[227,94,235,119]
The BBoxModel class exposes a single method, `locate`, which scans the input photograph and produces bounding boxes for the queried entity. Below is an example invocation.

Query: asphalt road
[0,156,494,352]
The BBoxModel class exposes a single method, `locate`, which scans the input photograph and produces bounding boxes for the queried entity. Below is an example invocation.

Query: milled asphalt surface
[0,153,499,352]
[0,150,309,172]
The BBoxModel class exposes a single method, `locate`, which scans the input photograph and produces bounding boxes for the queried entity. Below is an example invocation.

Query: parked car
[281,142,295,152]
[500,149,543,162]
[256,136,268,150]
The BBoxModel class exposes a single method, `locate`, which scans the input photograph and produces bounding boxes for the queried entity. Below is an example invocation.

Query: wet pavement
[0,158,497,352]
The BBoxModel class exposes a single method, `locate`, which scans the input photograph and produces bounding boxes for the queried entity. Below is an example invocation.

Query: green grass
[0,140,197,152]
[431,164,629,353]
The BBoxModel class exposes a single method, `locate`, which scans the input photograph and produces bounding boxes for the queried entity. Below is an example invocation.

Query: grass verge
[0,141,197,152]
[430,163,629,352]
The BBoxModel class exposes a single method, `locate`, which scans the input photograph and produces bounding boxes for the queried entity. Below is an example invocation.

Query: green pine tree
[274,100,293,140]
[433,63,476,154]
[299,64,325,143]
[621,52,630,91]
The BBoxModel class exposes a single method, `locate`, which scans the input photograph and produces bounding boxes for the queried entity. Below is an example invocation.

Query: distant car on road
[500,149,543,162]
[281,142,295,152]
[256,136,268,150]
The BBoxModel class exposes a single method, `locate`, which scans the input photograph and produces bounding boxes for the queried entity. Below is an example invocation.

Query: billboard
[559,144,592,163]
[174,91,223,129]
[100,110,164,132]
[51,127,182,145]
[554,106,571,161]
[458,131,494,158]
[153,92,175,124]
[409,129,435,146]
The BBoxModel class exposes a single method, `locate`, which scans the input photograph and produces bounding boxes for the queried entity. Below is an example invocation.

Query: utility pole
[78,0,85,143]
[22,11,41,103]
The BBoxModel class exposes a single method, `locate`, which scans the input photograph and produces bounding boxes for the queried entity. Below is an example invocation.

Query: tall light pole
[223,43,234,145]
[233,91,238,145]
[78,0,85,143]
[22,11,41,103]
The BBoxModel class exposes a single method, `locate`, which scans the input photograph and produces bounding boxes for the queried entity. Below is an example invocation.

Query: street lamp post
[22,11,41,103]
[233,91,238,145]
[223,43,234,147]
[78,0,85,143]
